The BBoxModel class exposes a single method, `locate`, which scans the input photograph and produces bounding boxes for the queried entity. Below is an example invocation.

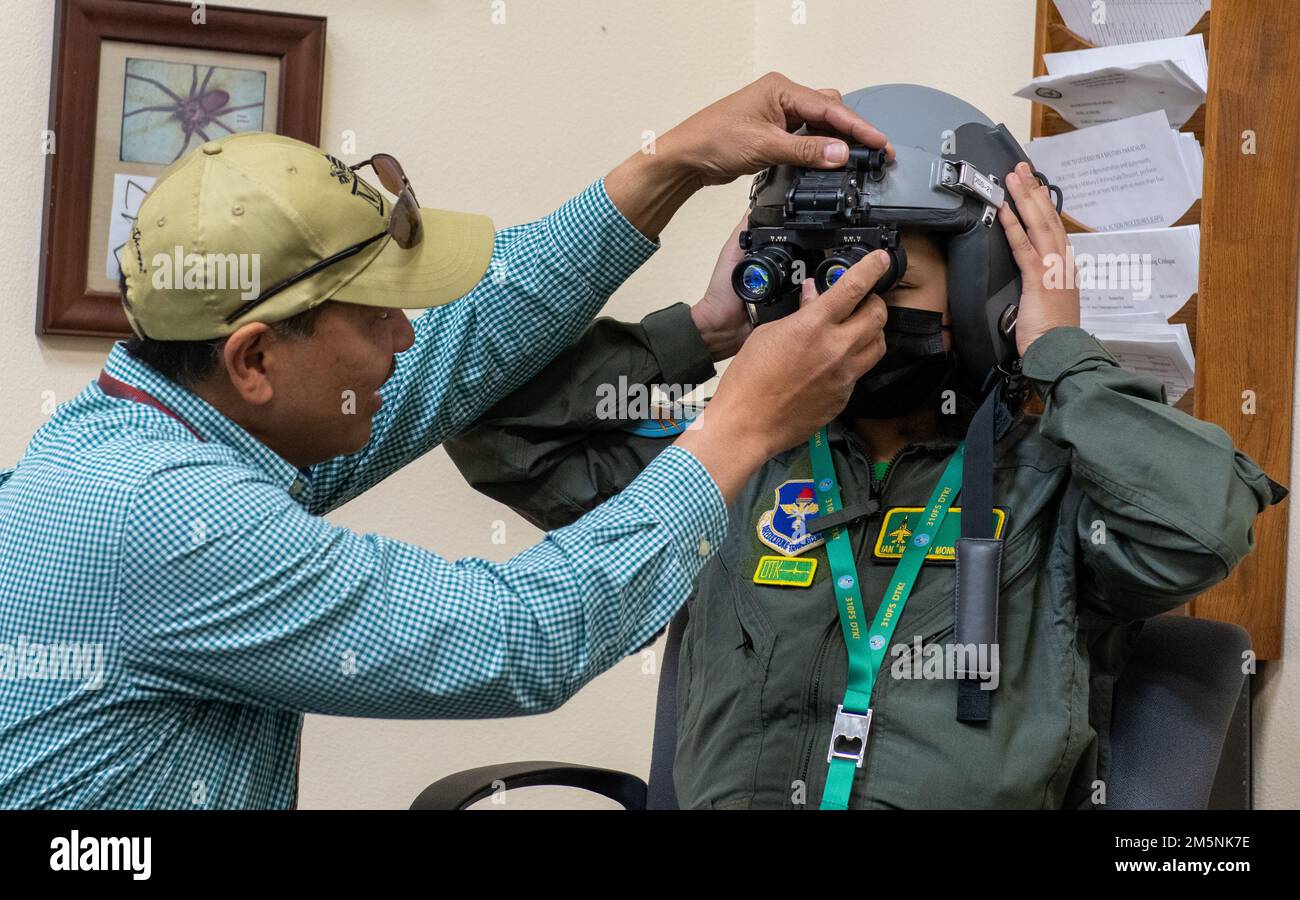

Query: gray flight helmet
[840,84,1049,388]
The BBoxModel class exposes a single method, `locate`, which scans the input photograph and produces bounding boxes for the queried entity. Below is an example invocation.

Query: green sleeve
[1021,326,1288,622]
[444,302,718,531]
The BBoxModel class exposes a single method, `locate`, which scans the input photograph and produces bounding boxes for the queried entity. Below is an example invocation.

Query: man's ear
[221,322,276,406]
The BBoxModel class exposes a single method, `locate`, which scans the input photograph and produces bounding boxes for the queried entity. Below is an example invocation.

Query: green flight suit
[444,302,1286,809]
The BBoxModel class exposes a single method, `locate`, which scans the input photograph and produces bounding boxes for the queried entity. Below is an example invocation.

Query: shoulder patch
[756,479,826,557]
[621,401,702,438]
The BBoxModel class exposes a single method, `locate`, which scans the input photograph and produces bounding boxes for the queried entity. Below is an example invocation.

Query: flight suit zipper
[872,443,911,496]
[793,621,838,807]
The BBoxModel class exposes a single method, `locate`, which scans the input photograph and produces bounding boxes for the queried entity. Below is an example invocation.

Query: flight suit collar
[826,385,1024,464]
[824,416,961,466]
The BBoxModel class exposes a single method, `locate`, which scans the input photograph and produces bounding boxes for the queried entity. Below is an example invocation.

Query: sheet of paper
[1084,324,1196,403]
[1100,338,1194,403]
[1050,1,1210,50]
[1082,310,1171,327]
[1044,34,1208,91]
[1026,111,1196,231]
[1016,60,1205,129]
[1067,224,1200,318]
[1176,131,1204,197]
[1089,322,1194,361]
[106,172,157,282]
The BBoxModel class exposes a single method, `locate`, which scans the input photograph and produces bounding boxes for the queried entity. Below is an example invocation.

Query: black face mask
[841,306,953,420]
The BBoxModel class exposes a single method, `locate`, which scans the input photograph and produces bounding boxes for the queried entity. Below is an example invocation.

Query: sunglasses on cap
[351,154,423,249]
[223,153,423,325]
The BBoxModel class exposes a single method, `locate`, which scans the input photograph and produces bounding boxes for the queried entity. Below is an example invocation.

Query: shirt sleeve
[305,178,660,515]
[115,445,727,719]
[1021,325,1287,622]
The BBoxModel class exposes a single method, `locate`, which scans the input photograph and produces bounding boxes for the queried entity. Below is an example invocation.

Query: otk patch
[752,554,818,587]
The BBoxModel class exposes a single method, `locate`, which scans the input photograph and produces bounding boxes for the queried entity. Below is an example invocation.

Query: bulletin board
[1029,0,1300,658]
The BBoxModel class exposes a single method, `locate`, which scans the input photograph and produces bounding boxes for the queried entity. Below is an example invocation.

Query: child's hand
[690,213,755,362]
[997,161,1081,357]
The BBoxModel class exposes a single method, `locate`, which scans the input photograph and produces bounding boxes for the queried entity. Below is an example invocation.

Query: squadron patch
[756,480,826,557]
[621,402,702,437]
[872,506,1008,564]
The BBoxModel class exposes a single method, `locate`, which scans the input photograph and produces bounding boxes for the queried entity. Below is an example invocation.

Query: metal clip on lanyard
[808,426,964,811]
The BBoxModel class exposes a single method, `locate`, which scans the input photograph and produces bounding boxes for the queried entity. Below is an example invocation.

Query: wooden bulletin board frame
[1029,0,1300,658]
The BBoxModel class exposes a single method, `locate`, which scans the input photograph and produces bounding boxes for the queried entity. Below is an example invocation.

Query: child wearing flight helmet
[446,85,1285,809]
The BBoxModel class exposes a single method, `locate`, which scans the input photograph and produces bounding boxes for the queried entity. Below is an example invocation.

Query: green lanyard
[808,426,964,810]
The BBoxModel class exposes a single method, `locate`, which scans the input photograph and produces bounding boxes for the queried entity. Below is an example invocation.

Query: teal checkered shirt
[0,180,728,809]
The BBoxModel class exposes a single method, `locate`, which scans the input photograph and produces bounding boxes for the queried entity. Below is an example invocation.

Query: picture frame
[38,0,326,338]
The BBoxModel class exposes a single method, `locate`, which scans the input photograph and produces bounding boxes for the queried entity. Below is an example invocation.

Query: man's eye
[377,311,391,321]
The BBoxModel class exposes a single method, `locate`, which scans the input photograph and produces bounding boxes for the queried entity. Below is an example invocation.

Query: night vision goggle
[732,82,1062,387]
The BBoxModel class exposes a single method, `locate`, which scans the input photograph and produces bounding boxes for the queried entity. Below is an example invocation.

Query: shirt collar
[102,341,312,498]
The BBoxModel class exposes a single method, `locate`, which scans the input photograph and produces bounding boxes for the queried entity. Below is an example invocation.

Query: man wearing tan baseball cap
[0,74,897,809]
[119,133,501,341]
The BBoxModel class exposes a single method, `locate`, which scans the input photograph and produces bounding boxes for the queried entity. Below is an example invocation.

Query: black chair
[410,611,1252,810]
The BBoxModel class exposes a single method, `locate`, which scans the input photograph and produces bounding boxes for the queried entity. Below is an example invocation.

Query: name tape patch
[872,506,1008,564]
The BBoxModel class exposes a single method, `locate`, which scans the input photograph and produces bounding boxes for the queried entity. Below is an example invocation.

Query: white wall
[3,0,1293,809]
[1254,260,1300,808]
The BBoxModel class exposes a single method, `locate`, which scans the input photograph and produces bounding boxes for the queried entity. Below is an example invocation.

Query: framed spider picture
[38,0,326,337]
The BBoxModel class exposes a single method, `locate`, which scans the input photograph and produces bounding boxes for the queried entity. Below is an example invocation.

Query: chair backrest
[646,606,689,809]
[646,608,1252,810]
[1108,613,1252,809]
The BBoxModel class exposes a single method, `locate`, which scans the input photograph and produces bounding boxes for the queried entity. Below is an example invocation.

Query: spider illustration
[123,62,265,163]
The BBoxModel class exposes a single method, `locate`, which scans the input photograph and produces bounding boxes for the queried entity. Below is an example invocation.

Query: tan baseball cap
[119,131,495,340]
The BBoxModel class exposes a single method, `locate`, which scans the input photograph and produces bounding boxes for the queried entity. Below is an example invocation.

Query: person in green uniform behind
[444,161,1286,812]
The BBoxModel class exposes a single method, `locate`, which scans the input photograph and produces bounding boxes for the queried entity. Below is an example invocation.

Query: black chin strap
[955,373,1008,723]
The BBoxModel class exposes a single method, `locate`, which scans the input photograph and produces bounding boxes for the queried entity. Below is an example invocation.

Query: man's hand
[690,214,753,362]
[676,250,893,502]
[606,73,892,240]
[657,75,894,186]
[997,161,1082,357]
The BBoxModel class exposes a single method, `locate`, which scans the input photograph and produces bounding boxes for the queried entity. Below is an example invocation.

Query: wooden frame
[37,0,326,338]
[1029,0,1300,657]
[1187,0,1299,657]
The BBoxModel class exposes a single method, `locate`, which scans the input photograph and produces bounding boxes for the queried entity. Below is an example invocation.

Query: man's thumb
[772,128,849,168]
[797,275,818,309]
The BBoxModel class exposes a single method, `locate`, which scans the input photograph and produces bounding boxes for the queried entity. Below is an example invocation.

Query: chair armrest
[409,761,648,810]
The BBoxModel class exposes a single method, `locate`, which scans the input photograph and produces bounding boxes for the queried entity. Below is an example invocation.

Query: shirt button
[289,479,304,497]
[697,537,712,557]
